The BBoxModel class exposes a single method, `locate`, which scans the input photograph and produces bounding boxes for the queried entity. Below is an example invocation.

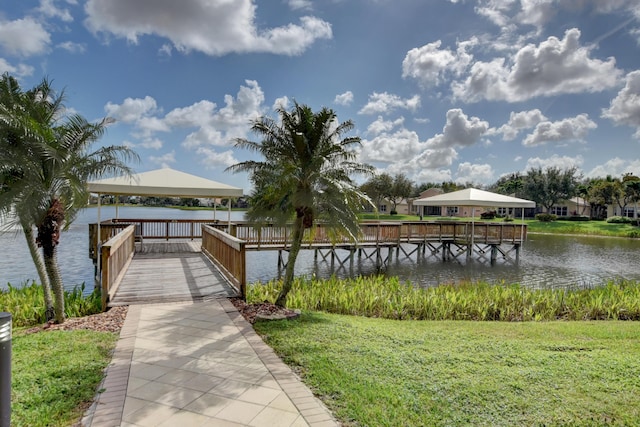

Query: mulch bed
[230,297,300,324]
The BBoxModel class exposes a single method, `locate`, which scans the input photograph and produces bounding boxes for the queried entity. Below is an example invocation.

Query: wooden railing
[89,219,222,261]
[100,225,135,310]
[201,225,246,298]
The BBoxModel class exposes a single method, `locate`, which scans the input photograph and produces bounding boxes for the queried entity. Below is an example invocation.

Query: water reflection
[2,207,640,291]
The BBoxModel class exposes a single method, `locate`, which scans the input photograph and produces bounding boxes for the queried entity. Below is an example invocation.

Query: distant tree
[360,173,392,210]
[587,176,619,219]
[491,172,524,197]
[383,174,414,213]
[227,102,374,307]
[522,166,580,213]
[623,174,640,219]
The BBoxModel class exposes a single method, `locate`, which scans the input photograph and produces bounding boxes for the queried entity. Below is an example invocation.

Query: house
[548,197,590,217]
[412,187,492,218]
[378,197,411,215]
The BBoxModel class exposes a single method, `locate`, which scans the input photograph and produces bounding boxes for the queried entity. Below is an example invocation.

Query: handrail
[100,225,135,310]
[201,225,246,298]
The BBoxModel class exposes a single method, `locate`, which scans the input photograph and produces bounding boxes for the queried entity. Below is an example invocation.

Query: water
[2,206,640,292]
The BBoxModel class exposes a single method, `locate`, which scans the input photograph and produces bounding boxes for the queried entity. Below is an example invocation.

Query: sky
[2,0,640,194]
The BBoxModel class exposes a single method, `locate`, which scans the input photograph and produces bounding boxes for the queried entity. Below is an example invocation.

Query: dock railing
[201,224,246,298]
[100,225,135,310]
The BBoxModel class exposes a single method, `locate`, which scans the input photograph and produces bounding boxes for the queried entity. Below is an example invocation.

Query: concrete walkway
[82,299,338,427]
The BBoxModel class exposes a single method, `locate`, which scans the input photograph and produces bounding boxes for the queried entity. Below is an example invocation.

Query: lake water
[2,206,640,292]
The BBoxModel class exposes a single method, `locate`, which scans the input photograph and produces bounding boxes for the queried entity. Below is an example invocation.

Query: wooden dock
[108,241,237,307]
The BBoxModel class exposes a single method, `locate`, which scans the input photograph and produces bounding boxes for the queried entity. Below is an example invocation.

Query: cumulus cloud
[195,147,238,169]
[38,0,74,22]
[360,127,423,165]
[149,150,176,168]
[105,96,161,123]
[522,114,597,146]
[455,162,494,185]
[366,116,405,137]
[359,92,421,115]
[334,91,354,106]
[525,154,584,171]
[0,18,51,56]
[287,0,312,10]
[402,38,476,87]
[602,70,640,138]
[84,0,332,56]
[426,109,489,149]
[452,29,621,103]
[493,109,547,140]
[587,157,640,178]
[0,58,34,77]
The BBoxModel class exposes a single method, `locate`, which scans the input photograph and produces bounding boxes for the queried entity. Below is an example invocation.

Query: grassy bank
[248,277,640,321]
[255,313,640,426]
[524,218,639,238]
[1,282,102,327]
[12,330,117,427]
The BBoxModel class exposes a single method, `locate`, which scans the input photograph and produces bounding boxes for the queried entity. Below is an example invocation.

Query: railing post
[0,312,11,427]
[101,246,110,311]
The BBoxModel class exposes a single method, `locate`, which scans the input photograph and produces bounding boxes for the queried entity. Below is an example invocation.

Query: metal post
[0,312,12,427]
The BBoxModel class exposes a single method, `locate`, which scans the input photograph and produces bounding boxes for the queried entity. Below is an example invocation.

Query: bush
[390,210,398,215]
[536,213,557,222]
[607,216,632,224]
[480,210,496,220]
[566,215,590,221]
[503,216,514,222]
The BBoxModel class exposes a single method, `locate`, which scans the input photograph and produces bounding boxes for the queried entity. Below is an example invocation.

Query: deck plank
[109,242,237,306]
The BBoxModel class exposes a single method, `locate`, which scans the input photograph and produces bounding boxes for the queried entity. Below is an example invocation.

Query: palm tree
[0,73,138,323]
[227,102,374,307]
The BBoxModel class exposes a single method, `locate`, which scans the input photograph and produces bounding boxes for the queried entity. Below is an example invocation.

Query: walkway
[109,241,236,306]
[82,299,338,427]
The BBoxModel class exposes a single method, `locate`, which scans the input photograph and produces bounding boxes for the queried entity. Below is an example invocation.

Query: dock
[89,219,528,309]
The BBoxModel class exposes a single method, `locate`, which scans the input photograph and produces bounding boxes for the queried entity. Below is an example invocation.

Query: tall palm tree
[0,73,138,323]
[228,102,374,307]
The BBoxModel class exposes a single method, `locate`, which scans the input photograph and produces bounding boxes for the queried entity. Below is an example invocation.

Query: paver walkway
[83,299,338,427]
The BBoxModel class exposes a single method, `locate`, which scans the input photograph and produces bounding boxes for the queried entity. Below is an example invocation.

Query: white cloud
[587,157,640,179]
[0,18,51,57]
[360,127,423,165]
[452,29,621,103]
[139,138,163,149]
[455,162,494,185]
[38,0,74,22]
[0,58,34,77]
[359,92,420,115]
[602,70,640,138]
[366,116,405,137]
[84,0,332,56]
[57,41,86,53]
[427,109,489,149]
[105,96,160,123]
[402,38,476,87]
[273,96,289,111]
[287,0,312,11]
[493,109,547,140]
[522,114,597,146]
[525,154,584,171]
[334,91,354,106]
[195,147,238,168]
[149,150,176,168]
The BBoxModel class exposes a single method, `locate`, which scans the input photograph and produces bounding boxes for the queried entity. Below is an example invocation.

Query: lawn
[255,313,640,426]
[11,329,117,427]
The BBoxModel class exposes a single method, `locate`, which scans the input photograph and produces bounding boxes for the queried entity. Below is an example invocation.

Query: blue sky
[2,0,640,193]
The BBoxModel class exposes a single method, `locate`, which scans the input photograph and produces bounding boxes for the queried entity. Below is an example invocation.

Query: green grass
[11,329,118,427]
[248,277,640,321]
[524,219,639,238]
[1,282,102,327]
[255,313,640,426]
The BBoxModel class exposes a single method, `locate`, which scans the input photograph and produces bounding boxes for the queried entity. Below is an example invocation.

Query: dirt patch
[23,306,128,334]
[230,298,300,324]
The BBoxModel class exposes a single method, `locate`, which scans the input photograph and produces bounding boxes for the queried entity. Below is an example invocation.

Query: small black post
[0,312,11,427]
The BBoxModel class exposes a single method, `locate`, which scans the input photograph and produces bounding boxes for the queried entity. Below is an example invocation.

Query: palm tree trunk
[275,216,304,307]
[22,225,55,321]
[43,246,66,324]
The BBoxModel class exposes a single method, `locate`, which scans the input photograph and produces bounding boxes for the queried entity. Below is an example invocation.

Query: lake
[2,206,640,292]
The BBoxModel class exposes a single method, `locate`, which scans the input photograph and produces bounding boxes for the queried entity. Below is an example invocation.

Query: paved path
[83,299,338,427]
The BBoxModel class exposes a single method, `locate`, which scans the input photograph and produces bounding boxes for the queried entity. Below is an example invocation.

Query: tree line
[360,167,640,218]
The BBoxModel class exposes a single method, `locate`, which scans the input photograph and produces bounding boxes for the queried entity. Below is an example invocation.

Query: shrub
[390,210,398,215]
[536,213,557,222]
[607,216,632,224]
[480,210,496,219]
[503,216,514,222]
[567,215,590,221]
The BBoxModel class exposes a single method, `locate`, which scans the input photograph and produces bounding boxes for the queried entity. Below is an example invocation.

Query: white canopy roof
[413,188,535,208]
[87,168,243,198]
